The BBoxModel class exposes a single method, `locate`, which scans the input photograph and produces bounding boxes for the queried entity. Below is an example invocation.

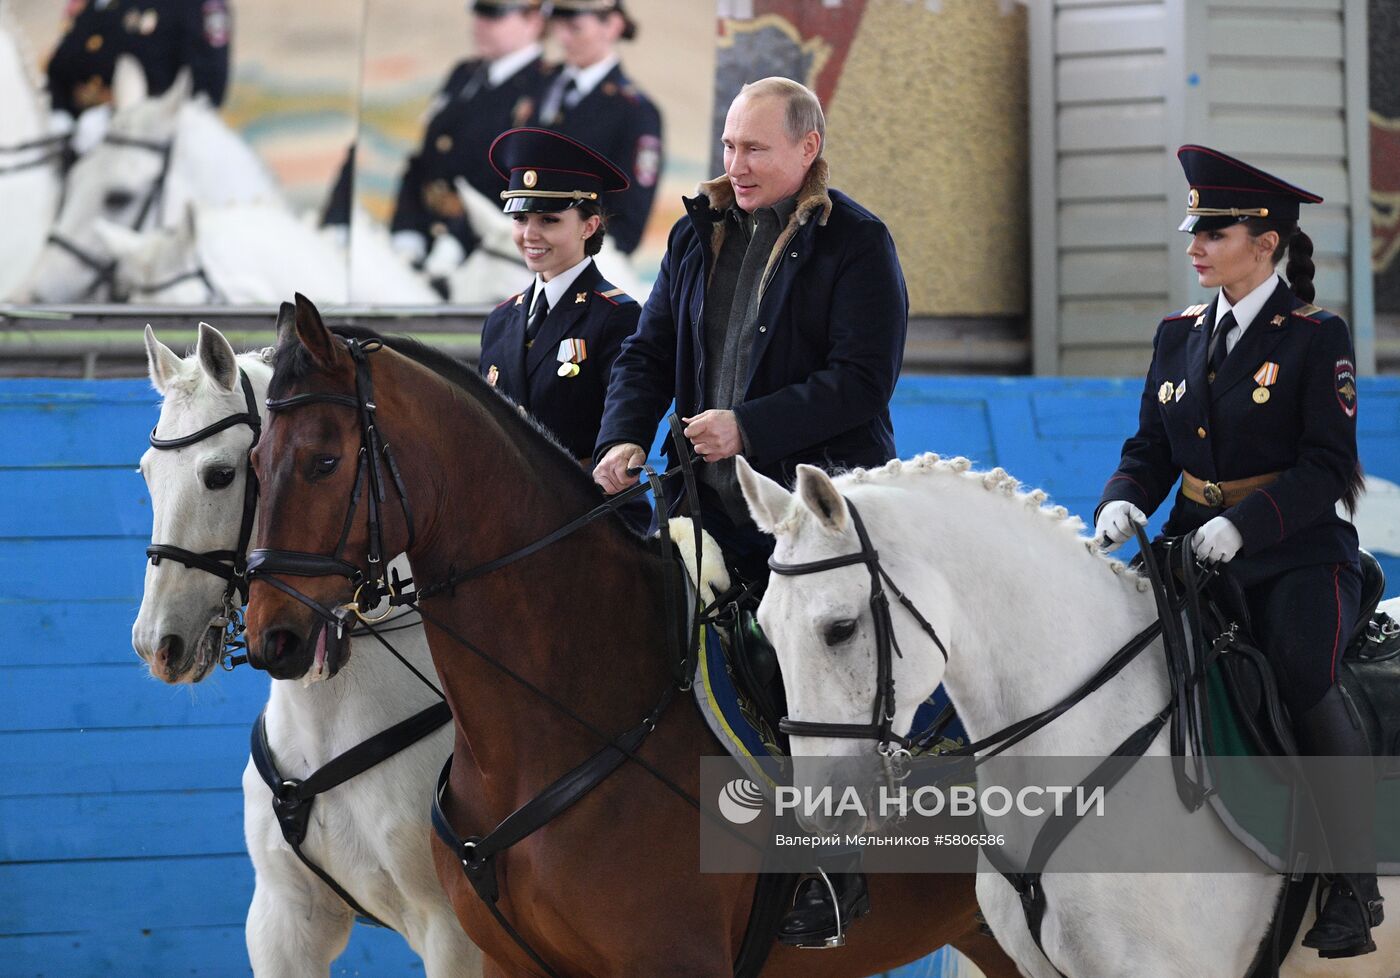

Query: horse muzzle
[251,617,351,682]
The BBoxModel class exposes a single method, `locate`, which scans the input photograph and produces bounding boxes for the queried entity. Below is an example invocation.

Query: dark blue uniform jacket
[47,0,229,115]
[1098,279,1360,585]
[527,62,661,255]
[595,159,908,490]
[479,258,640,462]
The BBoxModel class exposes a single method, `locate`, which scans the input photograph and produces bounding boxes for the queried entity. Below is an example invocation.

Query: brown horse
[244,295,1018,978]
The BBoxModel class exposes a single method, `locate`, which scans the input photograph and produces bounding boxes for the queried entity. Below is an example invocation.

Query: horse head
[245,295,418,681]
[133,323,269,682]
[30,56,189,301]
[94,205,205,303]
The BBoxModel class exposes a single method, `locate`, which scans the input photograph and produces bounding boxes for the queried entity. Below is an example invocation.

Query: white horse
[0,17,61,300]
[133,323,481,978]
[439,177,649,305]
[26,56,281,302]
[736,453,1400,978]
[94,201,440,305]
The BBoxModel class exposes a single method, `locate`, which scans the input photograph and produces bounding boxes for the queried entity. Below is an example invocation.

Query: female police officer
[1095,145,1379,958]
[478,127,648,529]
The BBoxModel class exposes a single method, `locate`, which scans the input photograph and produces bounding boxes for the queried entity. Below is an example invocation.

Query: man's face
[721,94,819,212]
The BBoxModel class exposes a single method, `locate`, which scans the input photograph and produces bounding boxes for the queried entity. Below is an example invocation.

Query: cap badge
[522,169,538,188]
[1187,188,1200,208]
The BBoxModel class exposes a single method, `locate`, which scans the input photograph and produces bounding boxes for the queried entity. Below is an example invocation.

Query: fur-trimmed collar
[694,158,833,228]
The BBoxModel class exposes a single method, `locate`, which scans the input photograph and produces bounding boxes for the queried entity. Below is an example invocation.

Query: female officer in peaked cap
[1096,145,1378,958]
[478,127,649,529]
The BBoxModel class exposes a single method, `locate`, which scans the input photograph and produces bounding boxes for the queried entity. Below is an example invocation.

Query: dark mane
[269,323,648,541]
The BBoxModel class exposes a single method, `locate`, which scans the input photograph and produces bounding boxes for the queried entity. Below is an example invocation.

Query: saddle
[1206,550,1400,759]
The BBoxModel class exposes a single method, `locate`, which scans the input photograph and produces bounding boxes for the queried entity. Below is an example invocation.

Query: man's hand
[594,443,646,494]
[682,410,742,462]
[1192,516,1243,564]
[1094,500,1147,552]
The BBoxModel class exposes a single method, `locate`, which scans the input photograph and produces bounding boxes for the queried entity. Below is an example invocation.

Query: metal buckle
[347,580,397,623]
[1202,481,1224,507]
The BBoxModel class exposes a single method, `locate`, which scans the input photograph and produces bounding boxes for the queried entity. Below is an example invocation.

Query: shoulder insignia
[599,287,627,298]
[1290,303,1335,324]
[497,293,523,309]
[595,288,635,305]
[1164,303,1208,321]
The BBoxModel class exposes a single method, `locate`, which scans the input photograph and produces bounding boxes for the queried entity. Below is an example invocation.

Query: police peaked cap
[1177,144,1323,233]
[489,127,629,214]
[470,0,541,15]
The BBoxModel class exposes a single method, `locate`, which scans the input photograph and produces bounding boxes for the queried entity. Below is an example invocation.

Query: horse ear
[111,55,149,110]
[196,322,238,393]
[795,464,848,534]
[144,324,184,394]
[161,68,193,112]
[293,292,338,368]
[735,456,791,535]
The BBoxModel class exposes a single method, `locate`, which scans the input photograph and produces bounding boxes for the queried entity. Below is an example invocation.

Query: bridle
[769,499,948,758]
[45,132,173,300]
[145,367,262,666]
[137,262,222,303]
[0,132,67,176]
[246,337,418,645]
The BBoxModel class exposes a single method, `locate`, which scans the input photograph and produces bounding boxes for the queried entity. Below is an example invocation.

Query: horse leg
[975,873,1065,978]
[412,906,485,978]
[244,864,354,978]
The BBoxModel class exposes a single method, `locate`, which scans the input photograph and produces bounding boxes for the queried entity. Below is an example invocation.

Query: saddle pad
[1204,666,1400,874]
[693,624,967,789]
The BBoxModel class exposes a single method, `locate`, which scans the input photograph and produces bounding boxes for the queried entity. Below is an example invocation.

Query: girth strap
[431,685,676,978]
[251,700,452,927]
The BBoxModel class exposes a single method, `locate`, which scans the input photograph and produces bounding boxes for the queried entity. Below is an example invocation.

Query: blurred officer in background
[386,0,550,267]
[529,0,661,256]
[47,0,229,128]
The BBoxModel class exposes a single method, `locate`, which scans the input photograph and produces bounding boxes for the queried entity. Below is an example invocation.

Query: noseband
[769,499,949,756]
[247,337,417,638]
[45,133,173,300]
[146,367,262,665]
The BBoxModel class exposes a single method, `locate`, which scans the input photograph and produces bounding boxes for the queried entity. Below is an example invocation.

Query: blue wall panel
[5,377,1397,978]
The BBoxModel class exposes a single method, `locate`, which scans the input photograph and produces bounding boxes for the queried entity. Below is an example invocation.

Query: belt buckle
[1202,481,1224,507]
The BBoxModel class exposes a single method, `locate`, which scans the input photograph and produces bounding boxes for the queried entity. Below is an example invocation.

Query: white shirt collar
[487,43,541,88]
[531,256,594,314]
[1216,272,1280,334]
[562,54,619,99]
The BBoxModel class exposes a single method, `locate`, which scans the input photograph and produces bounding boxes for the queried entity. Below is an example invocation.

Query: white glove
[72,104,112,156]
[422,233,466,279]
[1094,500,1147,551]
[1192,516,1243,564]
[391,230,427,264]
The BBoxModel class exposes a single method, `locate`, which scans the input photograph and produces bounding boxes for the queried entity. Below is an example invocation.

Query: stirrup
[791,869,848,949]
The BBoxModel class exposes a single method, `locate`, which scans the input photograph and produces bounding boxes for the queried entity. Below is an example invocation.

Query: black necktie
[1209,310,1237,379]
[526,293,550,344]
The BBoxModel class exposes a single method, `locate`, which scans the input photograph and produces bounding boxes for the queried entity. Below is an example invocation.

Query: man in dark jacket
[593,78,907,948]
[594,77,907,578]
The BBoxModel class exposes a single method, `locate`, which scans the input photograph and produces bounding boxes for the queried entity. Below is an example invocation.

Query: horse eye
[203,467,236,490]
[824,618,858,647]
[312,455,340,477]
[104,189,136,211]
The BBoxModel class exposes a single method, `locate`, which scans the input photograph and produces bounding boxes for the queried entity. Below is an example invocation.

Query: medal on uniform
[1251,361,1278,404]
[1158,381,1173,404]
[556,338,587,378]
[1174,380,1186,402]
[486,365,499,387]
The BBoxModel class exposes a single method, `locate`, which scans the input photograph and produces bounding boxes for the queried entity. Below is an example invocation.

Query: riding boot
[1294,685,1384,958]
[777,853,870,948]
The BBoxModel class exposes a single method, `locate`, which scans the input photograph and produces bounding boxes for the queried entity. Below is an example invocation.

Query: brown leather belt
[1181,470,1280,508]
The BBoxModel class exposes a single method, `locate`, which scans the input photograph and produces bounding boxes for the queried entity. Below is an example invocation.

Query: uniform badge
[1335,358,1357,418]
[202,0,230,48]
[123,8,140,32]
[574,291,587,304]
[436,134,453,154]
[1174,380,1186,402]
[140,9,159,35]
[523,169,538,188]
[486,365,499,387]
[1270,315,1285,327]
[512,97,534,129]
[634,135,662,189]
[514,293,525,306]
[1251,362,1279,404]
[1187,188,1200,208]
[1158,381,1173,404]
[556,338,587,378]
[602,81,618,96]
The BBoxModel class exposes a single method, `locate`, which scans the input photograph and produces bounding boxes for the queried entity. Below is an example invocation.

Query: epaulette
[1290,303,1336,324]
[497,293,523,309]
[1164,303,1209,322]
[594,287,634,305]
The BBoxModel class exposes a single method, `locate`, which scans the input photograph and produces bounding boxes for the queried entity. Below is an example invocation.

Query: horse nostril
[156,634,184,670]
